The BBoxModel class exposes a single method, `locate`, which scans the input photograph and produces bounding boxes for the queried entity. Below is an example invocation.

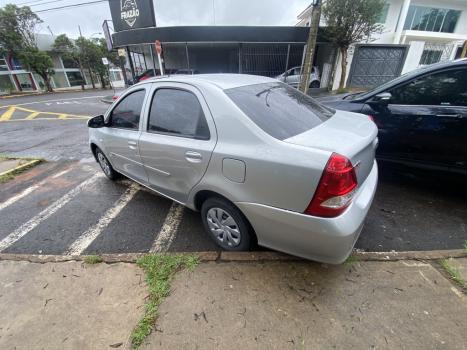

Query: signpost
[101,57,115,94]
[155,40,164,76]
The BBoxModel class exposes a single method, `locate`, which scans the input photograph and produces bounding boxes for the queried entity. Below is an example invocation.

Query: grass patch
[83,255,103,264]
[131,254,199,349]
[463,241,467,254]
[344,254,359,265]
[0,157,43,183]
[440,259,467,291]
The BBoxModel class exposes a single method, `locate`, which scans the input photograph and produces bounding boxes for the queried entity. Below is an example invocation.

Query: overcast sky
[1,0,310,38]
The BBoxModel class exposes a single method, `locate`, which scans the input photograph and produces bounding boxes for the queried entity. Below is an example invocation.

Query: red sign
[155,40,162,55]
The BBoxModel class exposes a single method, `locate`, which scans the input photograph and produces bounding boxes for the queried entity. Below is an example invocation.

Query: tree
[20,47,54,92]
[76,37,99,89]
[52,34,85,89]
[0,4,54,92]
[322,0,385,90]
[0,4,40,54]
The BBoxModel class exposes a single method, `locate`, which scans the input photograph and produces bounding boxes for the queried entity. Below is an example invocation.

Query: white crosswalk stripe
[0,173,102,252]
[150,202,185,253]
[65,183,140,256]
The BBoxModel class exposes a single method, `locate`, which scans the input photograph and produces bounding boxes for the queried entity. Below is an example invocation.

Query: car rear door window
[389,68,467,106]
[147,88,210,140]
[225,82,333,140]
[109,89,146,130]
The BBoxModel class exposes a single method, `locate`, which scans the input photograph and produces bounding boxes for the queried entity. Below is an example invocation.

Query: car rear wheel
[96,148,119,180]
[201,197,252,251]
[309,80,320,89]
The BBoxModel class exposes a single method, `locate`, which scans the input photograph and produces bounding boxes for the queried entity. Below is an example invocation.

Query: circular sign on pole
[155,40,162,55]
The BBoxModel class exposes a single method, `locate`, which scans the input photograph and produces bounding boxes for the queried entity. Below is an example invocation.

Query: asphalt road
[0,89,466,256]
[0,90,112,160]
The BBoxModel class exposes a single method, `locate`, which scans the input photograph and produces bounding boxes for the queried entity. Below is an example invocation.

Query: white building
[297,0,467,90]
[0,34,124,94]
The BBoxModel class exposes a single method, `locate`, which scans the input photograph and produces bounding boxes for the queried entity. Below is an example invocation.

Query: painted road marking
[0,185,41,212]
[0,167,73,212]
[0,95,106,107]
[0,174,102,252]
[51,168,72,179]
[0,105,89,122]
[65,183,140,256]
[150,203,185,253]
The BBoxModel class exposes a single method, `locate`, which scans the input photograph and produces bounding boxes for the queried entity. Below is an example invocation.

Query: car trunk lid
[283,111,378,185]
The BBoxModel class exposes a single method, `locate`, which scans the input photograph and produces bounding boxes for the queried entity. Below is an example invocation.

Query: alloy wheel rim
[206,207,241,247]
[97,152,111,176]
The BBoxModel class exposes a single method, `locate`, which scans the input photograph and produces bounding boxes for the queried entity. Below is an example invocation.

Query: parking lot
[1,90,466,257]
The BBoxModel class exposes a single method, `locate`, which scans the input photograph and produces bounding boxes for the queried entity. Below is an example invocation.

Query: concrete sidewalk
[143,259,467,350]
[0,258,465,349]
[0,260,146,349]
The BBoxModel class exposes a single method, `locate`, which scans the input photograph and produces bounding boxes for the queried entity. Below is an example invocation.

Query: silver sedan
[88,74,378,263]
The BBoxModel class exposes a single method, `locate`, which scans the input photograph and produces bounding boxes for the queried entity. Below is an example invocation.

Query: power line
[16,0,51,6]
[30,0,68,7]
[34,0,108,13]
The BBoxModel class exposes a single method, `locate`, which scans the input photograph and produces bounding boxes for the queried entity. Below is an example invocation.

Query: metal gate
[348,44,408,88]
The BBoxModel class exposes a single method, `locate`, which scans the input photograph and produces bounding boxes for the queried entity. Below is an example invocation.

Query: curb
[0,249,465,264]
[0,159,42,178]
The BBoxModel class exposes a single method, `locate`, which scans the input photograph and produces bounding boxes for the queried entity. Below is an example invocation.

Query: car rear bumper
[236,161,378,264]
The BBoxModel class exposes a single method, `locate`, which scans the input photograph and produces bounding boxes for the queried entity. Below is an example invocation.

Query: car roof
[141,73,277,90]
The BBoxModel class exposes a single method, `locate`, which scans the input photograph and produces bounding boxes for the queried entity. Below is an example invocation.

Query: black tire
[95,148,119,180]
[201,197,252,251]
[309,80,320,89]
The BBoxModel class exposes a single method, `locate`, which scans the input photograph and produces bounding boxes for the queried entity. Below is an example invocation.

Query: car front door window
[109,89,146,130]
[389,69,467,106]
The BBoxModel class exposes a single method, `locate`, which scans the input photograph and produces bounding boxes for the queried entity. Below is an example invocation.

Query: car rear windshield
[225,82,334,140]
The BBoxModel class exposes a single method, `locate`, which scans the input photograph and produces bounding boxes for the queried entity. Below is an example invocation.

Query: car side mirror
[88,115,106,128]
[372,92,392,105]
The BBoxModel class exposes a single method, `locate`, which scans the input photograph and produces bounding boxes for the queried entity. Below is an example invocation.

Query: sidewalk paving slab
[0,260,146,349]
[143,260,467,350]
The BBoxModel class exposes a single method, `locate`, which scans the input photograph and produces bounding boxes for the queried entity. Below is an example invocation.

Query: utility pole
[298,0,322,95]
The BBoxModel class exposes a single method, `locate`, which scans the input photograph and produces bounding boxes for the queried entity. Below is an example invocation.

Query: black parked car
[323,59,467,174]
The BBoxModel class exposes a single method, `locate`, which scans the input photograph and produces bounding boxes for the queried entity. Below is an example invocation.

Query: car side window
[147,88,210,140]
[109,89,146,130]
[293,68,301,75]
[389,69,467,106]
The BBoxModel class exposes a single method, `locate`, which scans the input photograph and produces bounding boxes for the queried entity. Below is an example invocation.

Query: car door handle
[185,151,202,163]
[128,140,137,150]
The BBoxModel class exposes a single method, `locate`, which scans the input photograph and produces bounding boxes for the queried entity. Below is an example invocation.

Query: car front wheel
[95,148,119,180]
[201,197,252,251]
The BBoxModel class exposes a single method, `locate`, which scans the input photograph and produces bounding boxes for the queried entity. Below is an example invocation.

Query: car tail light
[112,95,119,100]
[304,153,357,218]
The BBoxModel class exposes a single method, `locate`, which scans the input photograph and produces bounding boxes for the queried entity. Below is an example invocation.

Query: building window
[377,3,389,24]
[403,5,461,33]
[419,42,454,65]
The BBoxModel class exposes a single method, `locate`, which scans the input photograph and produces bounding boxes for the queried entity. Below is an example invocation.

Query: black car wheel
[95,148,119,180]
[201,197,252,251]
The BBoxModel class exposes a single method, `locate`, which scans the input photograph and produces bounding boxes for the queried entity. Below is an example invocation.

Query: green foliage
[0,4,41,55]
[19,47,54,92]
[322,0,385,48]
[83,255,103,264]
[131,254,199,349]
[440,259,466,291]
